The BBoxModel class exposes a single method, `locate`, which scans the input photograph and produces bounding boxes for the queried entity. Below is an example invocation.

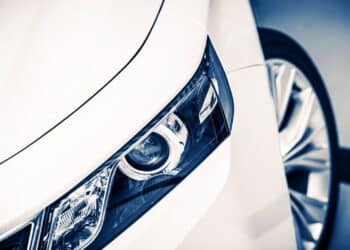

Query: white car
[0,0,347,249]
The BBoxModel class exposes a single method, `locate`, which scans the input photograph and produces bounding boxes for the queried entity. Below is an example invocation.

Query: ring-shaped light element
[119,113,188,181]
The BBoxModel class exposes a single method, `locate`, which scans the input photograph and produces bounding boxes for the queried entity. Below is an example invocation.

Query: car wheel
[259,29,339,250]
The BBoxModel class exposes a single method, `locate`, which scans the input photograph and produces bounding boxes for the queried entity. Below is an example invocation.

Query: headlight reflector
[45,166,116,250]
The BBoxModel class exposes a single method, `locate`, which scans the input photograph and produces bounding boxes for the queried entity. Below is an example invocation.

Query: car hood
[0,0,163,164]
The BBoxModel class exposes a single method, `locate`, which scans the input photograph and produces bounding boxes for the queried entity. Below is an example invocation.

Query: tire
[258,28,339,250]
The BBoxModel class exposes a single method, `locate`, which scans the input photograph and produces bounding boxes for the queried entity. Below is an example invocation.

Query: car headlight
[0,39,234,250]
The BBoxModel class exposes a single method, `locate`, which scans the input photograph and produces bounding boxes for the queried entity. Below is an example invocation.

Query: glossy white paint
[208,0,265,72]
[0,0,295,248]
[0,0,162,163]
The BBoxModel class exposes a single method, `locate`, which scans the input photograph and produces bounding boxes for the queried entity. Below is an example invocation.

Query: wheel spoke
[275,64,296,126]
[267,65,279,109]
[290,190,327,224]
[283,126,326,161]
[279,88,316,157]
[285,148,330,174]
[291,202,316,242]
[285,161,328,174]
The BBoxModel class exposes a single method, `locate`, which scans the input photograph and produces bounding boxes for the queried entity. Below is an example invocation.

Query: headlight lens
[120,113,188,181]
[0,39,234,250]
[45,166,116,249]
[125,132,171,172]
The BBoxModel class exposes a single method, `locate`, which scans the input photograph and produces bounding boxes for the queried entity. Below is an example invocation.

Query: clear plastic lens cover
[40,40,234,250]
[44,166,116,249]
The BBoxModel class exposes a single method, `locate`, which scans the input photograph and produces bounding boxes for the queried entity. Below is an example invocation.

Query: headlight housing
[0,39,234,250]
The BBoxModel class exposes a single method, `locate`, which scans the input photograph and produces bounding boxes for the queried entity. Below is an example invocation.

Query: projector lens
[125,133,170,171]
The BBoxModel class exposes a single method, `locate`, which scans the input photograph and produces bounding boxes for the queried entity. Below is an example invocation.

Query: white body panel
[207,0,265,72]
[0,0,162,162]
[0,0,295,249]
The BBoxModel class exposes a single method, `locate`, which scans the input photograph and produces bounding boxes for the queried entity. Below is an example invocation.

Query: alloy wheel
[267,59,331,250]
